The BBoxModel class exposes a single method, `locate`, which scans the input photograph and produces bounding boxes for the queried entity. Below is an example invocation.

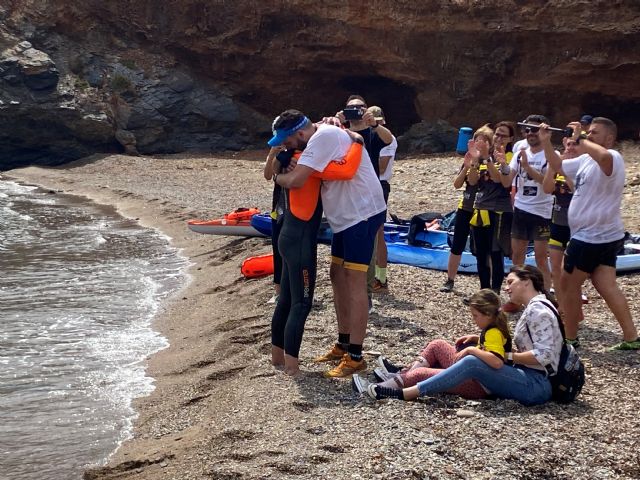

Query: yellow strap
[470,209,490,227]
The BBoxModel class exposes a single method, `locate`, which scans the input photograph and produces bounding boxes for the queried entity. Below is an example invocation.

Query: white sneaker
[373,367,395,382]
[351,374,371,394]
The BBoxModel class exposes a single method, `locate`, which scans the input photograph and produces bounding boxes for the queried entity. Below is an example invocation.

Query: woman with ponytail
[359,265,563,405]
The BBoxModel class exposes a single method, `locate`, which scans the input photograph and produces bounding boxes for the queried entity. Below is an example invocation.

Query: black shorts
[450,209,473,255]
[564,237,624,274]
[549,223,570,250]
[511,207,550,241]
[380,180,391,204]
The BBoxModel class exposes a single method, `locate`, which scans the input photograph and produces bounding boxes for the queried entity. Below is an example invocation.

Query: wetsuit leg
[271,258,291,349]
[272,218,284,287]
[279,204,322,358]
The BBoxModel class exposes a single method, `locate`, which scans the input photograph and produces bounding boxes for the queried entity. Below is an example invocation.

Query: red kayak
[187,208,267,237]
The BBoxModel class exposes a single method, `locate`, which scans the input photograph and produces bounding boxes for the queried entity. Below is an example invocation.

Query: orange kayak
[187,208,266,237]
[241,253,274,278]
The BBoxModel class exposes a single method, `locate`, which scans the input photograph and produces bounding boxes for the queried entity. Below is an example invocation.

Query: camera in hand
[343,106,365,121]
[517,122,573,138]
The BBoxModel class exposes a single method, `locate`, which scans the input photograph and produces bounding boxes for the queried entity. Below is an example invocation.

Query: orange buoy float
[241,253,274,279]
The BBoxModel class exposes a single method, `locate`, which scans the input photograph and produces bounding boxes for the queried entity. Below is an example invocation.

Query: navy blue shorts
[331,210,386,271]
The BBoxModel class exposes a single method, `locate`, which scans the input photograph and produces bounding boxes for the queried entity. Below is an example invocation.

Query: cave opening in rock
[336,75,421,135]
[581,94,640,140]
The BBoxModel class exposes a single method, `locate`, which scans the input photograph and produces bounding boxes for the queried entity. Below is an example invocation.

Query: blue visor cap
[267,116,309,146]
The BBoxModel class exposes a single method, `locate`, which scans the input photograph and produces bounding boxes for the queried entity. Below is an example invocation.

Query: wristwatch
[506,352,514,364]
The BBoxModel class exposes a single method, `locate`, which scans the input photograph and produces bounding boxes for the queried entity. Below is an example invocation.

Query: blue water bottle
[456,127,473,155]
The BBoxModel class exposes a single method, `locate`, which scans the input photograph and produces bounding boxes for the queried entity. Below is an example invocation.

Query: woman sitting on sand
[358,265,563,406]
[353,289,511,399]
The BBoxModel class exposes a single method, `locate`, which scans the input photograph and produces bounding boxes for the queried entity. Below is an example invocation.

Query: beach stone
[397,120,458,154]
[455,409,475,418]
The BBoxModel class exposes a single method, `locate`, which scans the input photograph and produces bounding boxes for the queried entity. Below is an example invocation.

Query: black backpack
[407,212,442,246]
[532,300,585,403]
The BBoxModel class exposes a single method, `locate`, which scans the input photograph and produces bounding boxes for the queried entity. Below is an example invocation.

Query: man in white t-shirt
[270,109,387,375]
[541,117,639,350]
[504,114,555,289]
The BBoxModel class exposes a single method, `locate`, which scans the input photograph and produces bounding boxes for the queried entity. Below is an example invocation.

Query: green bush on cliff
[110,74,133,93]
[74,78,90,91]
[120,59,137,70]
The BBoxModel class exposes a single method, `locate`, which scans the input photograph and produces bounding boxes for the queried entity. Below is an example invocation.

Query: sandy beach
[7,145,640,480]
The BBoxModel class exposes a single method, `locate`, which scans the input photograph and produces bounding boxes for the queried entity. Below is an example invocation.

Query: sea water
[0,180,188,479]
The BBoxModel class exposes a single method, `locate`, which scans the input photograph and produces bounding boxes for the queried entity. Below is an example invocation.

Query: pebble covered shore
[8,143,640,479]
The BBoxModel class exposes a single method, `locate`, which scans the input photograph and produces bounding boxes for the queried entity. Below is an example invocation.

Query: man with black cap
[269,109,387,376]
[580,115,594,132]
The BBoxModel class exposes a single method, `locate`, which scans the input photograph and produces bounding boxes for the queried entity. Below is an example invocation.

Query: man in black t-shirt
[336,95,393,176]
[336,95,393,299]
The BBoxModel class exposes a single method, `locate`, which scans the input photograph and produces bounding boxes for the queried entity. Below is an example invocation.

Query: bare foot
[272,345,285,367]
[284,354,300,376]
[284,366,302,377]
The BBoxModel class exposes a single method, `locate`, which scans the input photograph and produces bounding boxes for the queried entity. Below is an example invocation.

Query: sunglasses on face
[494,133,511,139]
[524,126,540,134]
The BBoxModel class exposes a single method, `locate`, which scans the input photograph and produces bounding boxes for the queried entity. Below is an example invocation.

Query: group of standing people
[263,103,639,408]
[440,115,639,351]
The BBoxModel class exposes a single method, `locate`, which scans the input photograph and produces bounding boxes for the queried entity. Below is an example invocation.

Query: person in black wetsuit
[263,148,297,304]
[270,185,323,376]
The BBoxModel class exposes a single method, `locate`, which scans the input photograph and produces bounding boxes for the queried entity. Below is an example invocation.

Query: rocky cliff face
[2,0,639,167]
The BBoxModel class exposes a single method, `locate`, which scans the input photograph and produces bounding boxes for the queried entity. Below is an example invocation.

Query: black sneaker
[370,385,403,400]
[377,355,401,374]
[440,279,454,293]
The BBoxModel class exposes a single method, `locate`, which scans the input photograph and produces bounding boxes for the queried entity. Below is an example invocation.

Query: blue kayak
[251,214,640,273]
[251,213,408,245]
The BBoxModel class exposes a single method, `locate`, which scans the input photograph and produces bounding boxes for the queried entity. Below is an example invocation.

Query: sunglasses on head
[524,126,540,134]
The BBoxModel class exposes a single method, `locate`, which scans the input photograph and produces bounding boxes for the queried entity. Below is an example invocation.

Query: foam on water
[0,180,188,479]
